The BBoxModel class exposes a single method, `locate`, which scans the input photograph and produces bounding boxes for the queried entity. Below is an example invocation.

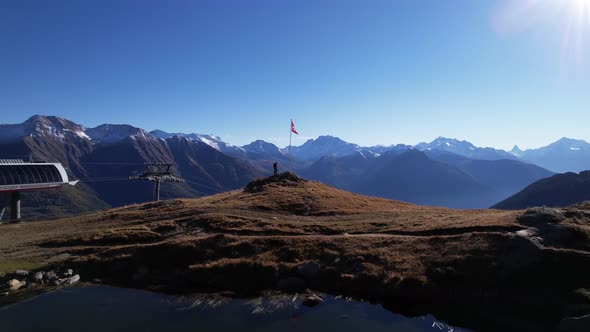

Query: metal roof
[0,162,78,192]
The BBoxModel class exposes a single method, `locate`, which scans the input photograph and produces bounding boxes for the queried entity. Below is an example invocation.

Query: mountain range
[0,115,587,216]
[147,128,590,174]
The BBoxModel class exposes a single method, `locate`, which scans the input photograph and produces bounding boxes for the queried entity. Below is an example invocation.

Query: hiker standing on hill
[273,161,278,175]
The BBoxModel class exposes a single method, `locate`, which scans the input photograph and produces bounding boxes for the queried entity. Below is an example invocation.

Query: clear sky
[1,0,589,150]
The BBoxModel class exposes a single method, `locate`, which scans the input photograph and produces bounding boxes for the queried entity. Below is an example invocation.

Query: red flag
[291,119,299,135]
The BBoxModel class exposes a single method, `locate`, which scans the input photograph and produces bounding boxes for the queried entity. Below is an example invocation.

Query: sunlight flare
[494,0,590,65]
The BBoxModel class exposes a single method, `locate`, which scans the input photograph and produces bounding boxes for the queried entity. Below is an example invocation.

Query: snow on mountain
[87,124,155,143]
[149,130,244,155]
[150,129,176,140]
[416,137,516,161]
[510,145,523,156]
[288,135,364,161]
[0,115,89,143]
[242,140,283,156]
[5,117,590,174]
[517,138,590,173]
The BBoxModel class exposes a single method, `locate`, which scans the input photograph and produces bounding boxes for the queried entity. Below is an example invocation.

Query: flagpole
[289,119,292,173]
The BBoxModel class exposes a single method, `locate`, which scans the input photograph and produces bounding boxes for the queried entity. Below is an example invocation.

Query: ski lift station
[0,159,79,221]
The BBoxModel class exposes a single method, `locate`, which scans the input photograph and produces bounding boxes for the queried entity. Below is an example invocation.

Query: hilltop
[493,171,590,209]
[2,174,590,331]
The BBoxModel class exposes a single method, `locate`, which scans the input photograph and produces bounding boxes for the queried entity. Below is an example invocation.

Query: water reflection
[0,286,468,332]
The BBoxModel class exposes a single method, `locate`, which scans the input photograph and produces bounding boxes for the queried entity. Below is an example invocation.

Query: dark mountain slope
[492,171,590,209]
[300,152,375,191]
[355,150,497,208]
[166,136,264,193]
[0,183,110,221]
[80,135,178,207]
[425,149,554,196]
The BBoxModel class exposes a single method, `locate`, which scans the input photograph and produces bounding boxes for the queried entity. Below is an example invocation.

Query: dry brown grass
[3,174,590,329]
[0,175,522,271]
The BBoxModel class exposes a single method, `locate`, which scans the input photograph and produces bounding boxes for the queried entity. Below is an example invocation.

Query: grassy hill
[493,170,590,209]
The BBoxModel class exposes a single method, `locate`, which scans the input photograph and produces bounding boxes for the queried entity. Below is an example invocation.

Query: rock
[498,235,542,278]
[66,275,80,284]
[515,227,539,238]
[46,271,58,280]
[564,210,585,219]
[277,277,306,292]
[297,262,321,281]
[559,313,590,331]
[34,272,44,282]
[8,279,26,290]
[63,269,73,277]
[2,292,8,296]
[302,294,323,307]
[518,207,564,225]
[14,270,29,276]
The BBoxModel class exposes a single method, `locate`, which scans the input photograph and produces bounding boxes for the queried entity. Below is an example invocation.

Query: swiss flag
[291,119,299,135]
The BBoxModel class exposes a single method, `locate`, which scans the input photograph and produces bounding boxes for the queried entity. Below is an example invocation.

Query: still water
[0,285,469,332]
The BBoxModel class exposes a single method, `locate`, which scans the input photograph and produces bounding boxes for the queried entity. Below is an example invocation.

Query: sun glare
[494,0,590,66]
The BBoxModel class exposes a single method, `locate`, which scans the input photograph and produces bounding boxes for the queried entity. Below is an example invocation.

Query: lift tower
[129,163,184,201]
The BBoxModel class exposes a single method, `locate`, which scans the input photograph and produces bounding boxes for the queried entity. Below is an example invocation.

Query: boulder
[66,275,80,284]
[14,270,29,276]
[518,207,564,225]
[46,271,58,280]
[34,272,44,282]
[498,235,542,278]
[8,279,26,291]
[302,294,323,307]
[277,277,306,292]
[63,269,73,277]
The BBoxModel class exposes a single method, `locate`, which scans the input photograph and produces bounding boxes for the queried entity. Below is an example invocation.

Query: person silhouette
[273,161,278,175]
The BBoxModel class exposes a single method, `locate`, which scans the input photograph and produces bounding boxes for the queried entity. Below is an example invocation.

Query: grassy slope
[0,183,110,221]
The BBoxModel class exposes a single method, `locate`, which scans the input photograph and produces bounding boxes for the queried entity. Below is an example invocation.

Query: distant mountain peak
[150,129,244,155]
[3,114,89,142]
[415,137,514,161]
[290,135,362,161]
[554,137,587,145]
[86,124,154,143]
[510,145,523,156]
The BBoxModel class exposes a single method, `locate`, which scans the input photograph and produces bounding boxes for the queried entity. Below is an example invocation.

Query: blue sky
[1,0,589,149]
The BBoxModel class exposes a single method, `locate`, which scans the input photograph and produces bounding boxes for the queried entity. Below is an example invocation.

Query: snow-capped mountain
[288,135,364,161]
[241,140,284,158]
[87,124,155,144]
[0,115,89,143]
[368,144,413,156]
[517,138,590,173]
[415,137,517,161]
[510,145,523,157]
[150,130,245,155]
